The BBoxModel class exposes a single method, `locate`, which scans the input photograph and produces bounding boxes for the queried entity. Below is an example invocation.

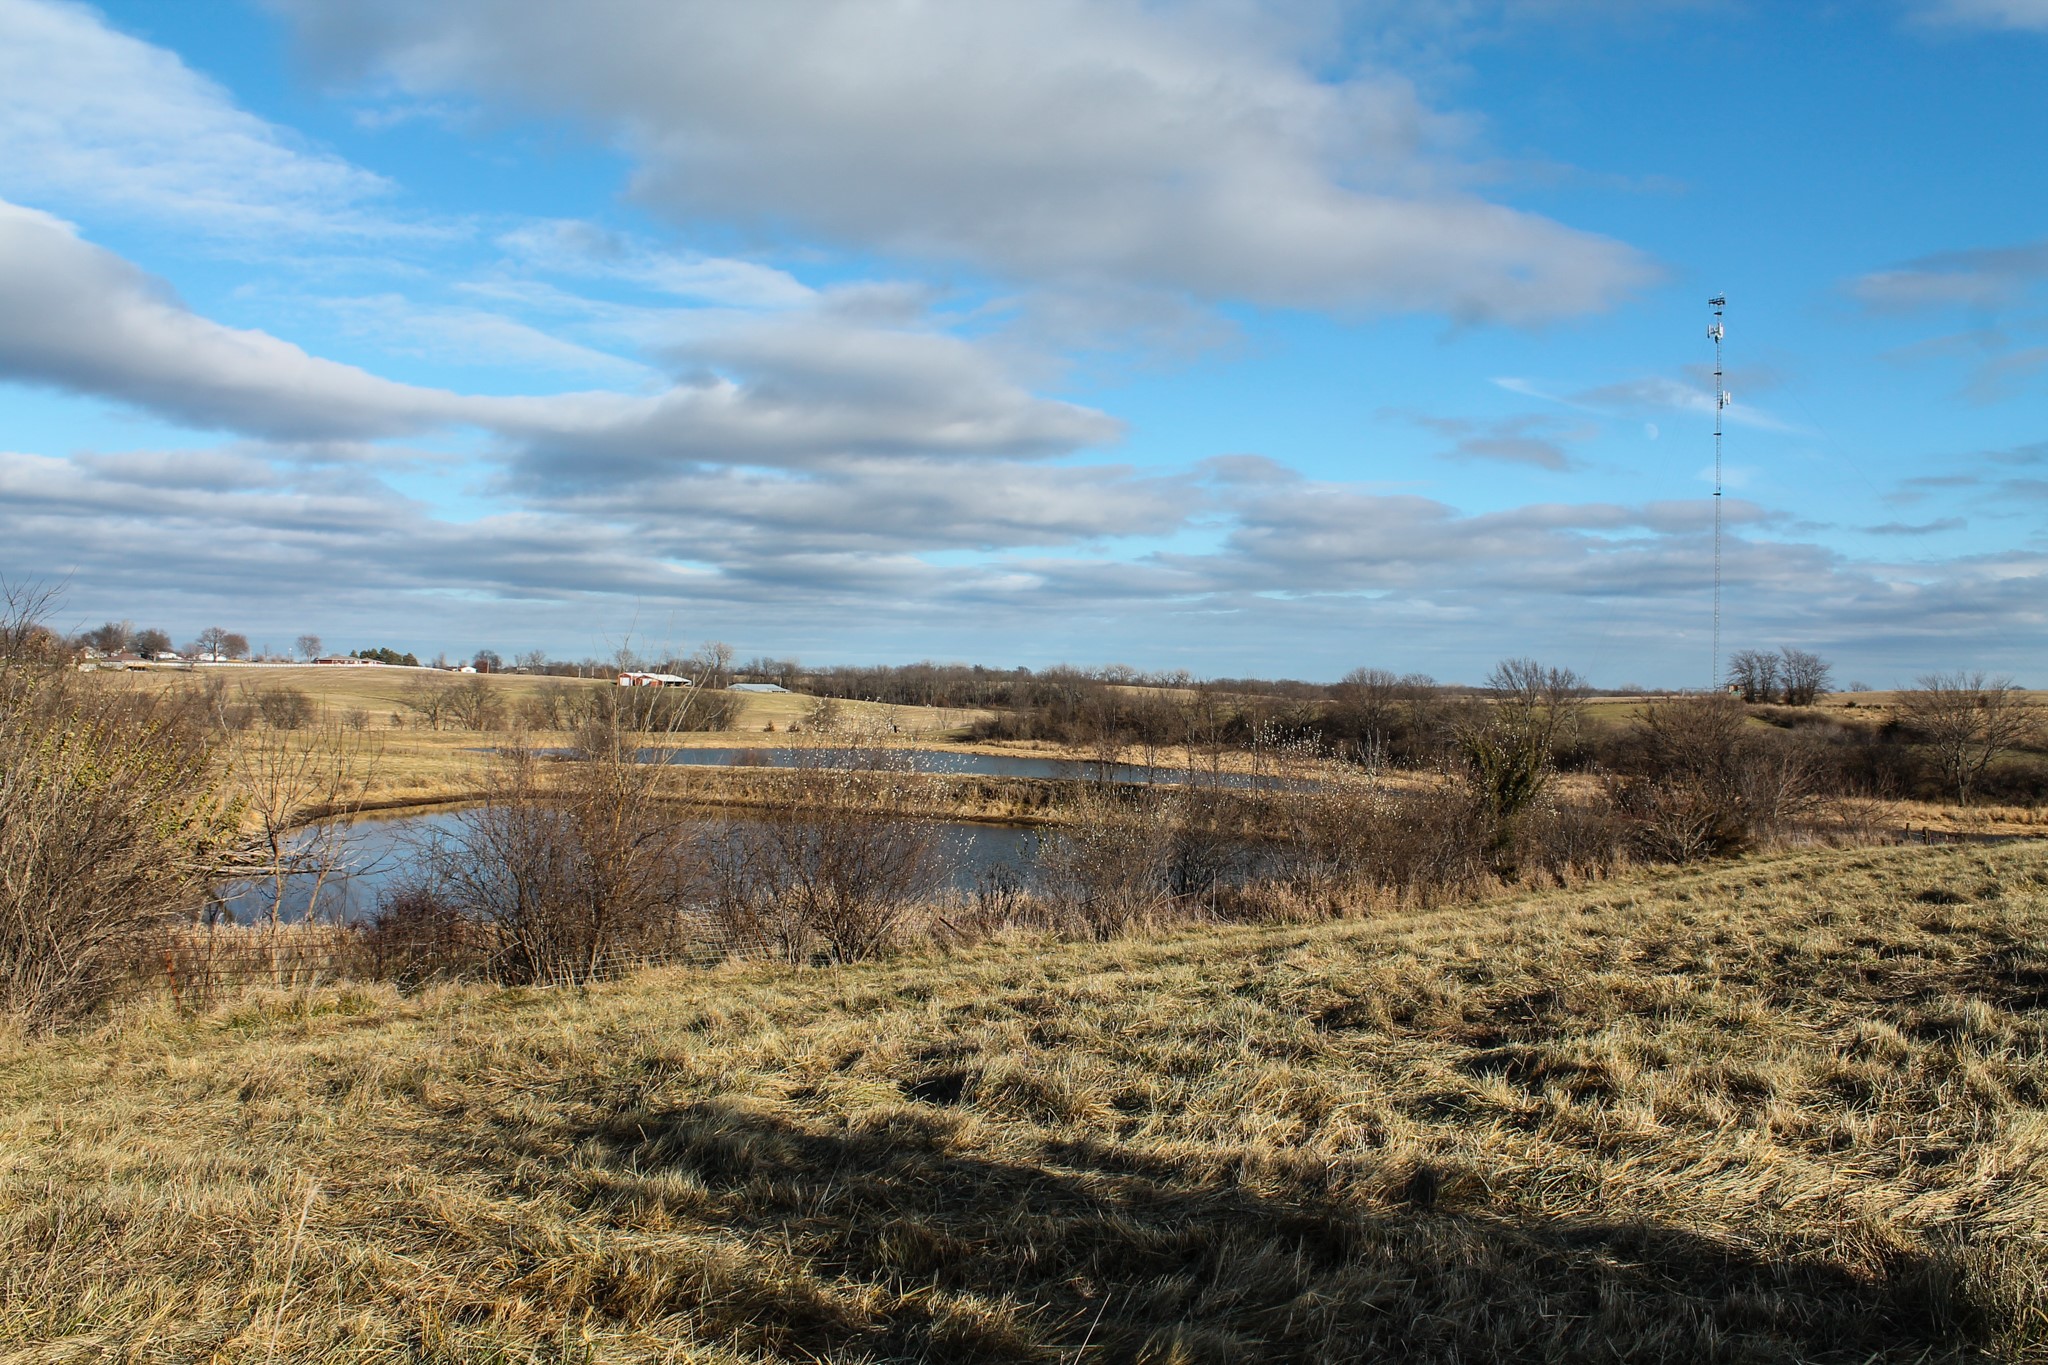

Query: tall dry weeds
[0,586,234,1029]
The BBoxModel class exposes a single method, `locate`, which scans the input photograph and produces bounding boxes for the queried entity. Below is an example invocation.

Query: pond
[630,745,1293,789]
[213,806,1045,925]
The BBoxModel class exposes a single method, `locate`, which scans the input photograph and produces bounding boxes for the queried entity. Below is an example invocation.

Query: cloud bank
[278,0,1654,324]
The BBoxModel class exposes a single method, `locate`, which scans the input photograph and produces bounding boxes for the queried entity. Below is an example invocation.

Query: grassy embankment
[4,840,2047,1361]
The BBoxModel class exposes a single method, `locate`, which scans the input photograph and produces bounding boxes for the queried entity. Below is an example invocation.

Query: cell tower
[1708,294,1728,691]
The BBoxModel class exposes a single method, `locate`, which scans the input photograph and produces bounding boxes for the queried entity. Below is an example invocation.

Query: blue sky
[0,0,2042,684]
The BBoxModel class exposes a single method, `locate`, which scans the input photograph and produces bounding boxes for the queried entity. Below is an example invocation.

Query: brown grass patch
[4,841,2047,1360]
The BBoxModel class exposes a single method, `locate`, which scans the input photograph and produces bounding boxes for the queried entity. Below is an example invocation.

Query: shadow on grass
[549,1099,2001,1364]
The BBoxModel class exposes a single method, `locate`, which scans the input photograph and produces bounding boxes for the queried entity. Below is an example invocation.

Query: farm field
[4,840,2046,1361]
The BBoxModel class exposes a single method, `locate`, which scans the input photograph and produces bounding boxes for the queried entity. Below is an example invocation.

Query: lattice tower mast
[1708,294,1728,690]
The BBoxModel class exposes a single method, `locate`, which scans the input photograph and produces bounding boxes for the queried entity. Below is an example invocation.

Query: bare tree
[397,672,454,730]
[1901,672,2036,805]
[1334,667,1402,765]
[444,675,506,731]
[133,627,172,657]
[295,633,322,661]
[82,620,133,653]
[1779,648,1832,706]
[1726,649,1781,704]
[193,626,230,661]
[692,640,736,690]
[233,723,378,924]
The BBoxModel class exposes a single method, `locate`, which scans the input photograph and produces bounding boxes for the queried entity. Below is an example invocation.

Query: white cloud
[278,0,1655,323]
[1493,373,1802,434]
[1849,239,2048,312]
[1910,0,2048,30]
[0,198,475,438]
[494,220,816,310]
[0,198,1122,462]
[6,439,2042,680]
[0,0,399,236]
[1853,240,2048,403]
[311,292,656,384]
[1398,411,1597,471]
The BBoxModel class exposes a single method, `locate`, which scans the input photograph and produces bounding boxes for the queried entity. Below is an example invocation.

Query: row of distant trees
[74,620,543,672]
[1725,647,1832,705]
[77,619,280,661]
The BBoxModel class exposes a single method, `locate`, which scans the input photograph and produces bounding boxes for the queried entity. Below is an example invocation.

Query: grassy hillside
[5,842,2047,1361]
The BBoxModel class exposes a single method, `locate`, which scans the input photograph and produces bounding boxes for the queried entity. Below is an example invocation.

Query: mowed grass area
[5,843,2047,1362]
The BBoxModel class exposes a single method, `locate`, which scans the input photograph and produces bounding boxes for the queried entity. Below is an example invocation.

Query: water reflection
[214,807,1043,925]
[516,745,1290,789]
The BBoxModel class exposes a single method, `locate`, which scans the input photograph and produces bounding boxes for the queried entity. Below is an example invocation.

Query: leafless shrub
[1350,785,1496,903]
[411,747,697,985]
[1450,659,1587,858]
[353,885,489,989]
[1901,672,2036,806]
[0,584,234,1029]
[395,677,738,984]
[1608,695,1820,861]
[799,695,845,735]
[1164,786,1253,904]
[254,685,315,731]
[707,749,944,962]
[1040,790,1176,939]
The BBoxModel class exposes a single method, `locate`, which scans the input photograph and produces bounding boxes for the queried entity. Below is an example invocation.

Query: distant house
[312,655,380,666]
[617,671,692,687]
[727,682,789,693]
[82,651,152,671]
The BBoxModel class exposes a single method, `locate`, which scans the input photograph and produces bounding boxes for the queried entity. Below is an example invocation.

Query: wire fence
[123,913,748,1007]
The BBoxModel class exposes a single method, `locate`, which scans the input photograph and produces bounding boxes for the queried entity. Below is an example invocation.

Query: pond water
[214,807,1045,925]
[631,746,1291,789]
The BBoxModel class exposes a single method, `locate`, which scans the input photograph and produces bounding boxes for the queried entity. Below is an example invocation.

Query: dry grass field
[102,666,990,809]
[4,840,2046,1362]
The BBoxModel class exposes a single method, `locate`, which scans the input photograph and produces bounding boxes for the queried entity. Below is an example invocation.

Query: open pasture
[4,841,2046,1361]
